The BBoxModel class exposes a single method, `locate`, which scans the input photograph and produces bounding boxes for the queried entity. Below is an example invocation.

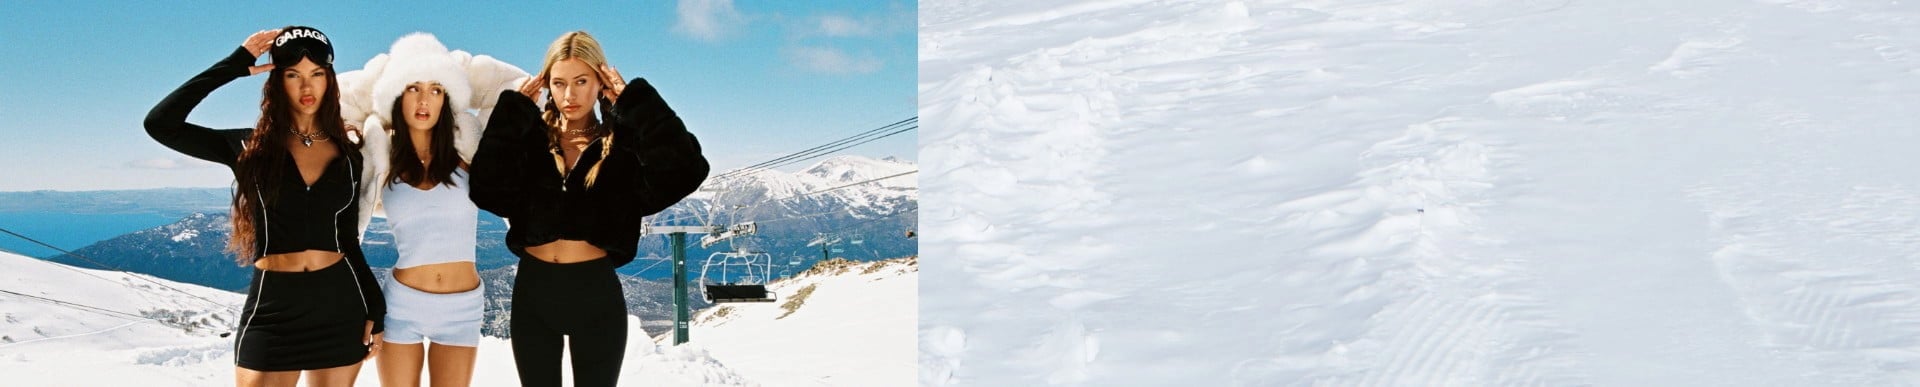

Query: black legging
[510,252,628,387]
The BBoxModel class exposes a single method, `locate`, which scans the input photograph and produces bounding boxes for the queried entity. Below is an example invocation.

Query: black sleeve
[608,78,711,216]
[469,90,548,220]
[337,193,386,334]
[144,47,257,166]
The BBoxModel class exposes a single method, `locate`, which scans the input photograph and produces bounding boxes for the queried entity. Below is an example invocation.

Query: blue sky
[0,0,917,191]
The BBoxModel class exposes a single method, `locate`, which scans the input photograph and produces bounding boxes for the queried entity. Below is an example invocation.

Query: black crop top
[469,79,710,268]
[144,46,385,332]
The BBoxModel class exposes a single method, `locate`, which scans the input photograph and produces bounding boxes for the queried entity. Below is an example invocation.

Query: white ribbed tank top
[383,169,478,268]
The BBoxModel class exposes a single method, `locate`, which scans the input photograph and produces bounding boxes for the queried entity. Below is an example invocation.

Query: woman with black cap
[144,26,385,387]
[469,30,709,387]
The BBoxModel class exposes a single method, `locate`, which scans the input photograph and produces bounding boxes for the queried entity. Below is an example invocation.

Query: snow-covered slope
[0,250,914,386]
[921,0,1920,385]
[0,250,241,386]
[670,257,919,386]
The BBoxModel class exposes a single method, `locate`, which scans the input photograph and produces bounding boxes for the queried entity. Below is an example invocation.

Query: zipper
[554,137,604,192]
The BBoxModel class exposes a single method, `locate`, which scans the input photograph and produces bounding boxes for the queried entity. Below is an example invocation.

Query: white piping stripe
[233,269,263,363]
[234,186,268,364]
[340,155,369,316]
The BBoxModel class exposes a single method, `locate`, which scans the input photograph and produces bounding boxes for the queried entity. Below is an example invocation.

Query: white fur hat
[370,33,472,125]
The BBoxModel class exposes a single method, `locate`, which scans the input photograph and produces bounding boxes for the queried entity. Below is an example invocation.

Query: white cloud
[819,15,872,37]
[785,46,883,75]
[674,0,746,42]
[126,157,220,170]
[808,8,916,38]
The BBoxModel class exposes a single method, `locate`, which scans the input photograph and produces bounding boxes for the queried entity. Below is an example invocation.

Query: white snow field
[0,250,915,386]
[919,0,1920,385]
[0,249,242,385]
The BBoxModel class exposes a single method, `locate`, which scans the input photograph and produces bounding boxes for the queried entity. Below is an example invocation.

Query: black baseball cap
[270,26,333,68]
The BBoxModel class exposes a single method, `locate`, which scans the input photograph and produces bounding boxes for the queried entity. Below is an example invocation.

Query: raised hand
[599,64,626,101]
[518,70,547,100]
[242,29,280,76]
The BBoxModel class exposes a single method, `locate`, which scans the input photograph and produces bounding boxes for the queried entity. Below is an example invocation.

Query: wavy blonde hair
[538,31,610,141]
[536,30,620,188]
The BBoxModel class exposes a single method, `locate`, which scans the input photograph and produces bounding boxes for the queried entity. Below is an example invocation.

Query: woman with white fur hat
[338,32,526,387]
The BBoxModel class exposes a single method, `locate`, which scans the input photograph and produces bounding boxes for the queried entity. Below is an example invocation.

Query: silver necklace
[291,128,329,147]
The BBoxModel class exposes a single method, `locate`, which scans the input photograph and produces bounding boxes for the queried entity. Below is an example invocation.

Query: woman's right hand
[517,71,547,100]
[242,29,280,75]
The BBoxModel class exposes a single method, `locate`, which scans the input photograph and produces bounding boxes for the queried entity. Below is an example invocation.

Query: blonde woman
[469,31,709,386]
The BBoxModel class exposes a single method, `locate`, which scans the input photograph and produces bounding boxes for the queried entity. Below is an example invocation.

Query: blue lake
[0,211,183,258]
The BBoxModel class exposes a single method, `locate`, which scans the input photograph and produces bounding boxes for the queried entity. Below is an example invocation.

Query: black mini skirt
[233,259,371,371]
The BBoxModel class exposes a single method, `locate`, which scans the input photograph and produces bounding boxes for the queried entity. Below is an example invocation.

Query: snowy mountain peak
[697,155,918,205]
[802,155,917,182]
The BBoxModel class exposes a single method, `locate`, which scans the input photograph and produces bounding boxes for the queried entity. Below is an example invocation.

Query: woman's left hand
[599,64,626,101]
[362,320,383,361]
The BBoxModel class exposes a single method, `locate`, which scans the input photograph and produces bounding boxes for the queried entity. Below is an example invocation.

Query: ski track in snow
[923,1,1585,385]
[926,0,1920,385]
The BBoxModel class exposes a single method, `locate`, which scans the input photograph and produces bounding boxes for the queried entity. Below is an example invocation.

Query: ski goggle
[270,26,333,68]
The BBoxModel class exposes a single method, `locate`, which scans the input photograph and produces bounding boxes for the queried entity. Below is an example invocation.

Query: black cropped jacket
[145,46,385,333]
[469,78,710,268]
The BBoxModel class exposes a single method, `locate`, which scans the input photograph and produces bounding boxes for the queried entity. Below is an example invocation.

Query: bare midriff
[523,239,607,264]
[393,261,481,294]
[255,250,344,272]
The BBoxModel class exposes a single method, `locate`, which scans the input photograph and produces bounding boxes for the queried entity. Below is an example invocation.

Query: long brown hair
[228,55,352,265]
[385,94,462,189]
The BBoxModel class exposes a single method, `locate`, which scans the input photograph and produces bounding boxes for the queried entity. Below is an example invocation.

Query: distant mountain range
[0,187,230,215]
[34,155,916,338]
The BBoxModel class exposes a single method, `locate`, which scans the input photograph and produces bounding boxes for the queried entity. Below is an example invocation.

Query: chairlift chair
[698,250,776,303]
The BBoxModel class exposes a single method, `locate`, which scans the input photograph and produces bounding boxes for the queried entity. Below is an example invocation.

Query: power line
[805,170,918,196]
[721,122,917,182]
[0,227,235,311]
[709,117,917,183]
[0,246,133,295]
[709,117,913,182]
[633,114,919,283]
[629,257,673,276]
[700,122,919,221]
[731,169,918,221]
[753,208,857,225]
[645,167,913,227]
[0,288,149,320]
[655,114,918,229]
[0,319,158,350]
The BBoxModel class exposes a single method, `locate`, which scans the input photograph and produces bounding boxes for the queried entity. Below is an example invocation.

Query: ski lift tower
[646,218,756,344]
[810,233,853,262]
[644,223,716,345]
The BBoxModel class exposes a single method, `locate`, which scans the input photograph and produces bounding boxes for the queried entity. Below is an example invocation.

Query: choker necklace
[563,125,600,138]
[558,125,601,151]
[291,128,330,147]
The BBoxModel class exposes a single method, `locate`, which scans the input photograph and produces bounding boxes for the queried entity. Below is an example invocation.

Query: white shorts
[381,279,484,347]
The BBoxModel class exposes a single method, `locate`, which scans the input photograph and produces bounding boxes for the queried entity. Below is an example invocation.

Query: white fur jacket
[334,37,529,237]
